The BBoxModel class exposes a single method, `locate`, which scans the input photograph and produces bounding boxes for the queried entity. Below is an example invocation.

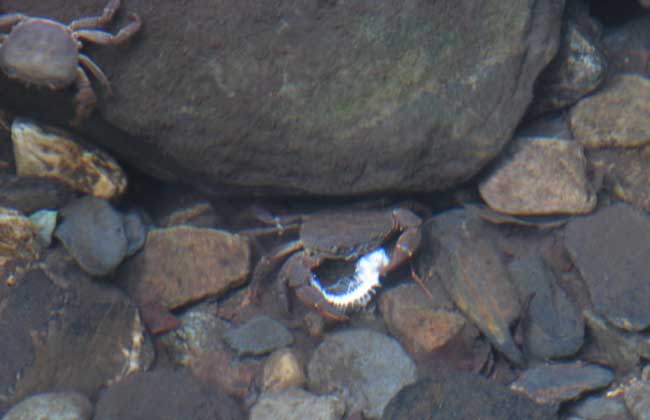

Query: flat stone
[508,257,584,360]
[224,316,293,356]
[93,369,243,420]
[570,74,650,149]
[479,137,596,215]
[565,203,650,331]
[308,329,416,419]
[382,373,557,420]
[422,213,523,364]
[10,118,126,200]
[0,174,74,214]
[379,283,467,358]
[0,253,153,412]
[250,389,345,420]
[55,196,128,276]
[1,392,92,420]
[510,362,614,407]
[120,226,249,328]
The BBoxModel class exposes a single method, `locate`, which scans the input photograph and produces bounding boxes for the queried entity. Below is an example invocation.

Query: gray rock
[625,378,650,420]
[0,174,74,214]
[307,329,416,419]
[510,362,614,407]
[382,374,557,420]
[0,0,564,195]
[509,257,584,360]
[55,196,127,276]
[250,389,345,420]
[1,391,92,420]
[571,396,630,420]
[224,315,293,356]
[565,203,650,331]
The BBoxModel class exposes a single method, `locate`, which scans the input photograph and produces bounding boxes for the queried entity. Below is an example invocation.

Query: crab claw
[293,283,349,321]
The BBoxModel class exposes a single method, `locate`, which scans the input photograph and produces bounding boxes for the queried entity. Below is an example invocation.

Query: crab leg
[69,0,121,30]
[74,13,142,45]
[0,13,25,30]
[381,208,422,274]
[247,240,303,300]
[71,67,97,126]
[79,54,112,94]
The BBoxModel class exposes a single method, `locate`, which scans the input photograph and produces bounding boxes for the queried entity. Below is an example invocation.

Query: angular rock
[262,348,305,393]
[55,196,128,276]
[382,373,557,420]
[0,253,153,412]
[224,315,293,356]
[307,329,416,419]
[1,391,92,420]
[479,137,596,215]
[565,203,650,331]
[93,369,243,420]
[10,119,126,200]
[528,21,606,117]
[0,207,41,265]
[0,0,564,195]
[570,74,650,149]
[29,209,57,248]
[379,283,467,359]
[422,213,523,364]
[250,389,345,420]
[120,226,249,333]
[508,257,584,360]
[510,362,614,407]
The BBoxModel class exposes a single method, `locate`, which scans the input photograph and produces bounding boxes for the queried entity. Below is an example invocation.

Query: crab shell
[0,18,79,89]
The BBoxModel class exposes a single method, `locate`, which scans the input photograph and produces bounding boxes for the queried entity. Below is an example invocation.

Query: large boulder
[0,0,565,195]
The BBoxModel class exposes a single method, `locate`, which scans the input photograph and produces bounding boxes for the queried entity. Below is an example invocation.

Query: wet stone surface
[423,212,523,364]
[250,389,345,420]
[508,256,584,360]
[224,315,294,356]
[625,377,650,420]
[570,74,650,149]
[570,396,630,420]
[55,196,128,276]
[0,174,74,214]
[1,391,92,420]
[382,373,557,420]
[93,369,243,420]
[565,203,650,331]
[307,328,416,419]
[510,362,614,407]
[479,136,595,215]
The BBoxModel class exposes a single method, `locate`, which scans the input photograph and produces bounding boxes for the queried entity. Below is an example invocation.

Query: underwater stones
[479,137,595,215]
[10,119,126,200]
[1,392,92,420]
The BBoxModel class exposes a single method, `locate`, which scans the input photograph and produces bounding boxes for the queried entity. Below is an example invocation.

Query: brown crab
[0,0,141,125]
[245,207,425,320]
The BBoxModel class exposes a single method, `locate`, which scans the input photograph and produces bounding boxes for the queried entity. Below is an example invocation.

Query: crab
[245,207,425,320]
[0,0,141,125]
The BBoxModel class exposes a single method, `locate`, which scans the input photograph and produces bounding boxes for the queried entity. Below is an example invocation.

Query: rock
[602,15,650,77]
[55,196,128,276]
[570,395,630,420]
[528,21,606,118]
[28,209,57,248]
[588,144,650,211]
[422,213,523,364]
[250,389,345,420]
[382,373,557,420]
[0,174,74,214]
[1,391,92,420]
[570,74,650,149]
[262,349,305,393]
[379,283,467,359]
[93,369,243,420]
[122,210,148,257]
[307,329,416,419]
[10,119,126,200]
[0,253,153,412]
[508,257,584,360]
[147,189,221,228]
[0,0,564,195]
[159,308,258,399]
[224,315,293,356]
[564,203,650,331]
[510,362,614,407]
[479,137,596,215]
[581,310,650,372]
[119,226,249,333]
[625,378,650,420]
[0,207,41,268]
